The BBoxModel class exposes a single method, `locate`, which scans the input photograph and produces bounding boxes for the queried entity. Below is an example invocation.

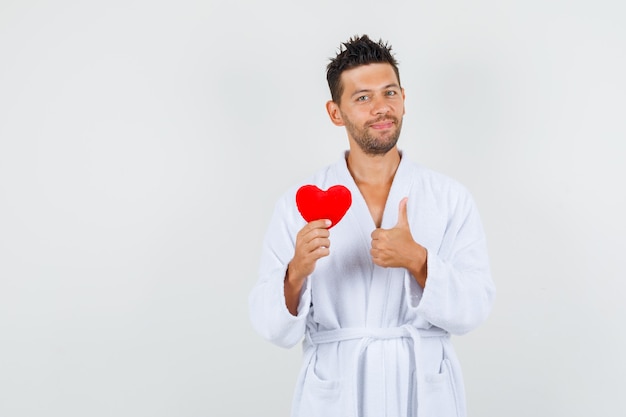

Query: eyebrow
[350,84,401,98]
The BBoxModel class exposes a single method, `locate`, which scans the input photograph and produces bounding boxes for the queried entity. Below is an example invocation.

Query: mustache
[367,115,399,126]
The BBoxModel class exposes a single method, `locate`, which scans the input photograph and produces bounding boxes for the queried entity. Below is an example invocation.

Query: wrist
[286,263,306,286]
[408,244,428,287]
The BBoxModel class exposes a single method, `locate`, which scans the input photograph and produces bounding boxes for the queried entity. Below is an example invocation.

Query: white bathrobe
[249,153,495,417]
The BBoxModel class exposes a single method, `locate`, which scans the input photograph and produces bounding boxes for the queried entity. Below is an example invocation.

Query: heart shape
[296,184,352,229]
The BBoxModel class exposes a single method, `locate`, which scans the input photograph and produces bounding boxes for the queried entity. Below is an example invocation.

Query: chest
[357,182,392,228]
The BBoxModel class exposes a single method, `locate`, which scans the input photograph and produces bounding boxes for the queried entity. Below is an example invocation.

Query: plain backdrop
[1,1,625,416]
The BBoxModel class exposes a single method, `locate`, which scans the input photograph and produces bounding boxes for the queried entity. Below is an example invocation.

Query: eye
[385,90,397,96]
[356,95,369,102]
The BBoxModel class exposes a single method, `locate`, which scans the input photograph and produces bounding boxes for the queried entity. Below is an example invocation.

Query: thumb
[396,197,409,228]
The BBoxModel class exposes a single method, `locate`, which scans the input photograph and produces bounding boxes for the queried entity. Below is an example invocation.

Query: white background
[1,1,625,416]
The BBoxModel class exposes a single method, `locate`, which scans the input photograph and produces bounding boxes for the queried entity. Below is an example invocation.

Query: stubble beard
[343,114,403,156]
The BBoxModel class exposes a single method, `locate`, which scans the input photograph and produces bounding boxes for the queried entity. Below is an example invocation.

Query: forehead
[339,63,399,93]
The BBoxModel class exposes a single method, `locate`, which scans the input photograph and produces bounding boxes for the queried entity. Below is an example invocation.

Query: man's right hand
[284,219,331,315]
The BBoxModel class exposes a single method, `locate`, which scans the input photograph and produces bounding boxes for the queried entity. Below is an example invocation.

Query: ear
[326,100,345,127]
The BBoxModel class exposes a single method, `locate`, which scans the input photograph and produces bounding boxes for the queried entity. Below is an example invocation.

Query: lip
[369,120,395,130]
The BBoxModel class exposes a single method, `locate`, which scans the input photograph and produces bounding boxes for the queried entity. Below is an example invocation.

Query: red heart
[296,184,352,229]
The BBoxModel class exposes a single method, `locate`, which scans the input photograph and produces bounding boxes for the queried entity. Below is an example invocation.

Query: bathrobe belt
[308,325,449,417]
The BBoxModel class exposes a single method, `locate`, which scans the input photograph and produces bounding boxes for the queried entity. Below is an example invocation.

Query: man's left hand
[370,197,427,286]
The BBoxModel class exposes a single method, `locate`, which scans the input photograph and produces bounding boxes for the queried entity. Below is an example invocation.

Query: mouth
[369,119,395,130]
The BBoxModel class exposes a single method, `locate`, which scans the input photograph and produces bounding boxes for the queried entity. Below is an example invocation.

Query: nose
[371,95,390,115]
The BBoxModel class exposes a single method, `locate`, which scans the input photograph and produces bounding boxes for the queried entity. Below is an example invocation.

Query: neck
[346,146,401,186]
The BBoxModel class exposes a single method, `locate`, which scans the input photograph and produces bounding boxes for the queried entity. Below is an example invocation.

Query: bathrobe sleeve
[413,188,496,335]
[248,194,312,349]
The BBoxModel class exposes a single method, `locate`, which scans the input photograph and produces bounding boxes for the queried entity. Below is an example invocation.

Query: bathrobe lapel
[332,155,414,327]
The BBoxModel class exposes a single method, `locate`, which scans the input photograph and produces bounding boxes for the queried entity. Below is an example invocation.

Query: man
[249,35,495,417]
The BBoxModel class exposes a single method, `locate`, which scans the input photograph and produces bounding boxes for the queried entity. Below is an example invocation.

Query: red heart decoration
[296,184,352,229]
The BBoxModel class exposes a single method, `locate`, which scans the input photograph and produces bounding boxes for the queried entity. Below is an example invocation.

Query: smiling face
[326,63,405,156]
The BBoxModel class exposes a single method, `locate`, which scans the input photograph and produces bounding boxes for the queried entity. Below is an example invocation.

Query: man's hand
[285,219,331,315]
[370,197,427,287]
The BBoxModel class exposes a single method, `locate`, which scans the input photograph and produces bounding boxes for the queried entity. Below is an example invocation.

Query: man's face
[329,63,405,155]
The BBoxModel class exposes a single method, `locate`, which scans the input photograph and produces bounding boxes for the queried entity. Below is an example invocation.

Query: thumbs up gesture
[370,197,428,285]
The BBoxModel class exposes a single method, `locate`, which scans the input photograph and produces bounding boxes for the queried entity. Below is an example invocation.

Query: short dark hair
[326,34,400,104]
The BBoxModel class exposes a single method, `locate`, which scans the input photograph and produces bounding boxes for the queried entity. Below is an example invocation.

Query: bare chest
[357,183,392,228]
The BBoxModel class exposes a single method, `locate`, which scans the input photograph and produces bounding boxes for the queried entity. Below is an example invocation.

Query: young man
[249,35,495,417]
